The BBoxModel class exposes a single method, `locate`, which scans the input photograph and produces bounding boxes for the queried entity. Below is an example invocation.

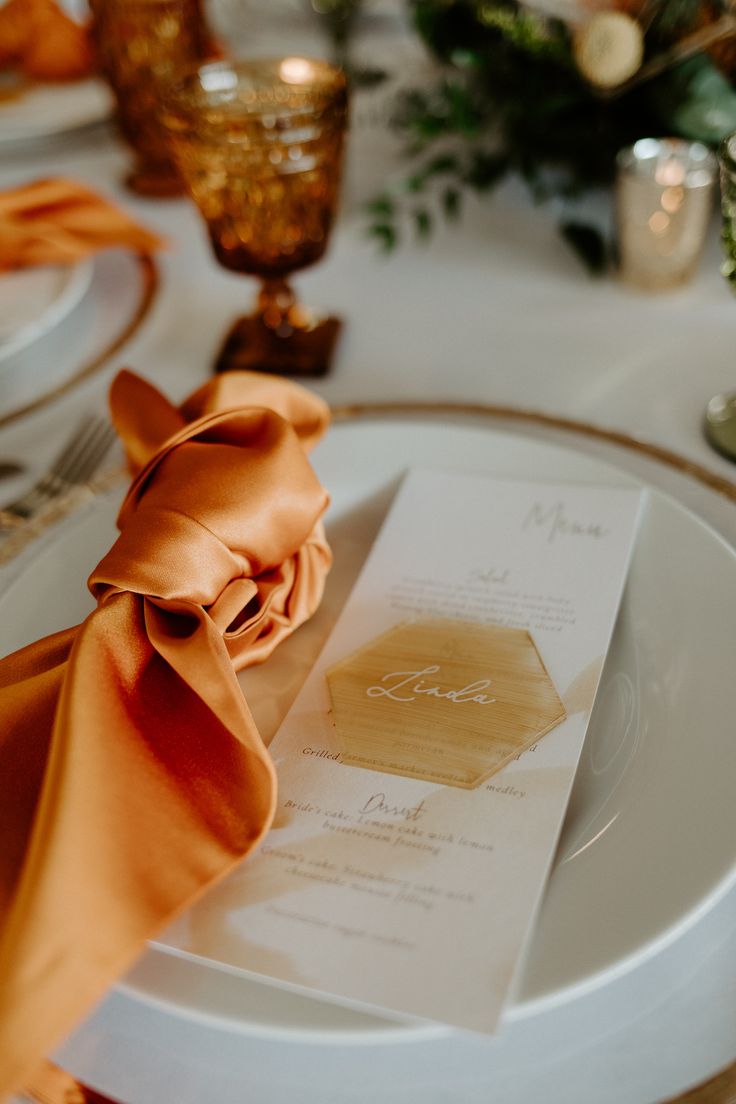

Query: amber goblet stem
[257,278,301,335]
[215,274,341,378]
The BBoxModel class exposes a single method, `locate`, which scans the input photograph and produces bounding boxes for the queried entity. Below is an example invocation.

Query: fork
[0,415,116,524]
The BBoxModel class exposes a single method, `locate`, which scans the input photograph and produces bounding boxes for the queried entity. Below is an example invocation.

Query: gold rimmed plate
[0,77,113,149]
[0,259,93,364]
[0,251,159,429]
[2,414,735,1056]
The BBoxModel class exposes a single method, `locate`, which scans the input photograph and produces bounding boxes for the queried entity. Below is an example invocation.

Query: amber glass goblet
[90,0,213,197]
[161,57,349,376]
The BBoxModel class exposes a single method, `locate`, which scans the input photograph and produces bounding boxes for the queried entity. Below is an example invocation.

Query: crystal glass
[615,137,716,291]
[90,0,213,197]
[161,57,349,376]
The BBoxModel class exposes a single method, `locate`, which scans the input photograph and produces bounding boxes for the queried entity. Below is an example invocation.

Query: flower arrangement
[369,0,736,270]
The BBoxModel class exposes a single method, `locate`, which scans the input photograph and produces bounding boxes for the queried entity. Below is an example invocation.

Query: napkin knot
[0,178,163,272]
[90,402,331,667]
[0,369,332,1101]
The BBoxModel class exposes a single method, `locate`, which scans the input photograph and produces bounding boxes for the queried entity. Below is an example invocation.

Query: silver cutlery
[0,415,116,525]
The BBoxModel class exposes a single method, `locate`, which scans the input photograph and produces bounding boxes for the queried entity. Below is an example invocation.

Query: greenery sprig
[367,0,736,272]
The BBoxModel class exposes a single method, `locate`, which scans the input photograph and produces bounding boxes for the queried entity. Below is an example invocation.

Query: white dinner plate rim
[0,259,94,366]
[0,77,112,145]
[2,416,735,1043]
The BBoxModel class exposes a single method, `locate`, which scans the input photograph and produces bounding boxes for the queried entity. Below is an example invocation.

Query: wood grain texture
[327,618,566,788]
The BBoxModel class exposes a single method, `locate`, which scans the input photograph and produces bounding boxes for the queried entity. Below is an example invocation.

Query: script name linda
[366,665,497,705]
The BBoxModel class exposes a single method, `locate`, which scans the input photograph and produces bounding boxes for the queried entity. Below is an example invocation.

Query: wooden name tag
[326,619,566,789]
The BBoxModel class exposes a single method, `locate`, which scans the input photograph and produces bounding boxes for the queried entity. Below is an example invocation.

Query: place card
[327,618,568,788]
[160,468,644,1033]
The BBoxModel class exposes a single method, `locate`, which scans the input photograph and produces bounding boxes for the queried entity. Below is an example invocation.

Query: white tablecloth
[2,39,736,1101]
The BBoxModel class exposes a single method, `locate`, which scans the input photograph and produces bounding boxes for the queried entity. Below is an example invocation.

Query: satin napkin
[0,178,163,272]
[0,369,332,1099]
[0,0,95,81]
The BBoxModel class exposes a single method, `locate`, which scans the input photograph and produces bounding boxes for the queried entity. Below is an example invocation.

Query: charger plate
[3,414,736,1050]
[0,251,158,428]
[0,259,93,364]
[0,77,112,149]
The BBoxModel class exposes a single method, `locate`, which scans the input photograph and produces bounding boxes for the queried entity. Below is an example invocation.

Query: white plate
[0,260,93,363]
[3,418,736,1041]
[0,77,112,146]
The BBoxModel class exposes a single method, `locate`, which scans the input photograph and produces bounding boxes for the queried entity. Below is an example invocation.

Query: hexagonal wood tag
[326,619,567,789]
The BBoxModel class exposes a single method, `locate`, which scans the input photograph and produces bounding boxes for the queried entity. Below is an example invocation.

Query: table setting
[1,1,736,1102]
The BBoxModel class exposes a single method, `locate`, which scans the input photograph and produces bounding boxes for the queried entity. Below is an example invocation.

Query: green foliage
[560,221,610,275]
[655,55,736,142]
[649,0,704,36]
[367,0,733,268]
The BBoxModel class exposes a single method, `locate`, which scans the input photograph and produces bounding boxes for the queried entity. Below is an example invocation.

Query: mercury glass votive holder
[90,0,213,197]
[161,57,349,377]
[615,138,717,291]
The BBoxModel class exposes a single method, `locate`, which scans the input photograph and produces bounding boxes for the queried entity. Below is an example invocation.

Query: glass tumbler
[615,137,716,291]
[90,0,213,197]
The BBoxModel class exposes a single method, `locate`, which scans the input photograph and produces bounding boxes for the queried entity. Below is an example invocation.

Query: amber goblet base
[215,278,341,377]
[216,313,341,377]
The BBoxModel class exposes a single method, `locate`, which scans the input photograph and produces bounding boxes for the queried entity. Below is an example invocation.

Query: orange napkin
[0,368,332,1100]
[0,0,96,81]
[0,178,164,272]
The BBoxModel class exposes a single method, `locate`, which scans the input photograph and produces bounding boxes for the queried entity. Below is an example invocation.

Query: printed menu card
[158,468,644,1033]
